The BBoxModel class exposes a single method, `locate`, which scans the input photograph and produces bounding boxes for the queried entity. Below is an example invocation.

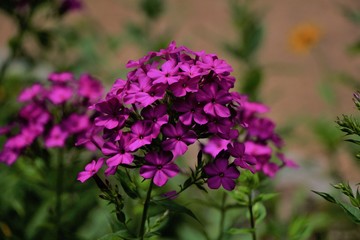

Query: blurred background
[0,0,359,239]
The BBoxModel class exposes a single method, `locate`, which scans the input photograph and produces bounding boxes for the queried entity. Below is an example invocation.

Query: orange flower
[289,23,321,54]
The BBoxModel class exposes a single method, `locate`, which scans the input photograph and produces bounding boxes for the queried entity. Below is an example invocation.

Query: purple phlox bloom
[242,101,270,121]
[62,114,90,134]
[179,63,202,78]
[18,83,44,102]
[76,125,104,151]
[169,76,199,97]
[277,153,299,169]
[126,52,157,68]
[208,117,233,135]
[0,148,20,165]
[244,141,272,157]
[48,72,74,84]
[197,54,233,75]
[94,97,129,129]
[196,83,232,118]
[124,75,166,107]
[227,142,257,173]
[156,41,183,57]
[5,126,38,150]
[105,166,118,176]
[77,158,104,183]
[204,158,240,191]
[128,121,154,151]
[107,79,127,99]
[248,118,275,140]
[139,151,179,187]
[45,125,68,148]
[173,95,207,125]
[102,135,134,167]
[78,74,104,102]
[19,103,50,126]
[203,136,231,158]
[147,59,180,85]
[162,122,197,156]
[47,85,73,105]
[141,104,169,137]
[256,156,279,178]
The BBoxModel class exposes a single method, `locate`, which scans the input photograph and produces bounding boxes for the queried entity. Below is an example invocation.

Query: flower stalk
[248,190,257,240]
[139,180,154,239]
[55,149,64,240]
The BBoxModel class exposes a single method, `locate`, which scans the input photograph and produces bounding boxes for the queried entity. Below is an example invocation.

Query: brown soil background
[0,0,359,184]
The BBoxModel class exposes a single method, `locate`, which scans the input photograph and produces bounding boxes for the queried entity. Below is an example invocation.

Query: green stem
[217,192,227,240]
[248,191,257,240]
[55,149,64,240]
[139,180,154,239]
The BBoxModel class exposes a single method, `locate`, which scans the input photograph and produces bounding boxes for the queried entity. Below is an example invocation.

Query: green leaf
[227,228,254,235]
[337,201,360,224]
[312,190,337,203]
[116,170,139,199]
[253,193,278,203]
[152,199,200,223]
[252,202,266,224]
[348,40,360,55]
[241,66,263,101]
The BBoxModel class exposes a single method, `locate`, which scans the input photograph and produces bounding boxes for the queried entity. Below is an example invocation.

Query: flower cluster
[0,72,103,165]
[79,41,296,190]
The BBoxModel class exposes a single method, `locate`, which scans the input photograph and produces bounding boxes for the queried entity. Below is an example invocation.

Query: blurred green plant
[225,0,264,101]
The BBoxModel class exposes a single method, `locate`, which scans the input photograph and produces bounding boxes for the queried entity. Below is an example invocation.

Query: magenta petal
[214,104,230,117]
[162,164,180,177]
[179,112,193,125]
[224,167,240,179]
[77,172,92,183]
[204,103,216,116]
[207,177,222,189]
[221,178,236,191]
[140,165,157,179]
[214,158,228,172]
[102,142,118,155]
[153,170,169,186]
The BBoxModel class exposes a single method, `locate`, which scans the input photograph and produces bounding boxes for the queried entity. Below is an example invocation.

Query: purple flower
[78,74,104,102]
[173,95,207,125]
[47,85,73,105]
[141,104,169,137]
[48,72,74,84]
[196,83,232,118]
[128,121,154,151]
[77,158,104,183]
[102,135,134,167]
[162,122,197,156]
[18,83,44,102]
[203,136,231,158]
[147,59,180,85]
[247,118,275,140]
[169,77,199,97]
[139,151,179,187]
[227,142,257,173]
[62,114,90,134]
[204,158,240,191]
[45,125,68,148]
[197,54,233,75]
[94,98,129,129]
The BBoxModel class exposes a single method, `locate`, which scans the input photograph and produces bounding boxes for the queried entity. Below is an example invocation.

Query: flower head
[79,41,294,189]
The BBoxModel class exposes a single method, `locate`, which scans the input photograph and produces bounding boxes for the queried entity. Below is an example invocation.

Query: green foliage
[313,183,360,224]
[140,0,164,20]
